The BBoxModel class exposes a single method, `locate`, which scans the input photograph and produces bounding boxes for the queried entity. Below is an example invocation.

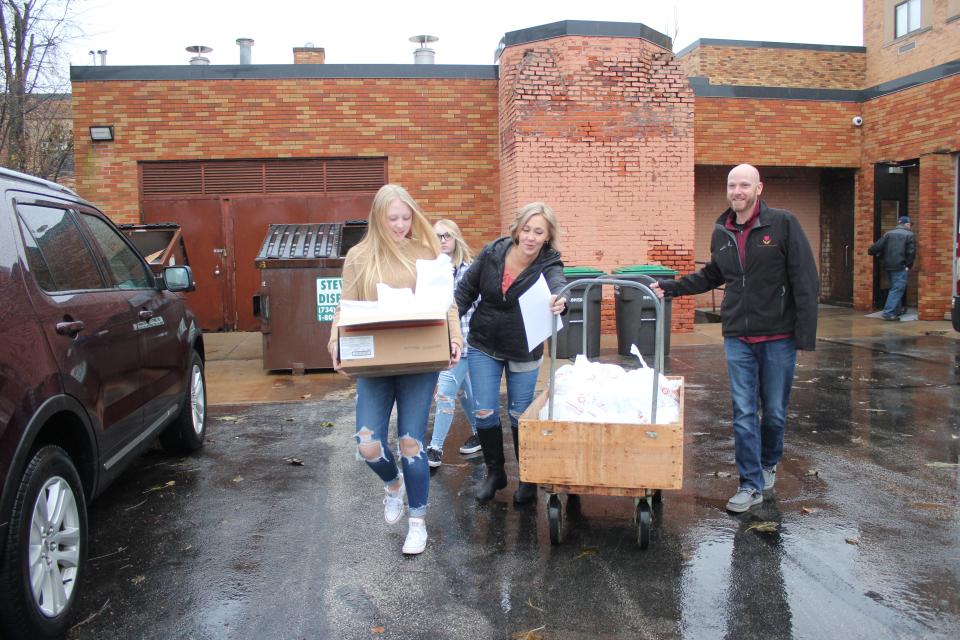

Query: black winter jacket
[456,236,566,361]
[659,202,820,351]
[868,224,916,271]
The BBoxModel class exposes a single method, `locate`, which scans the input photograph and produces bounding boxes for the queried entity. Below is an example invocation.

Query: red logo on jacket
[761,235,772,245]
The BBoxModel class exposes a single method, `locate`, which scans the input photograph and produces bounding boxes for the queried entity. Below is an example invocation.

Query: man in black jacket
[650,164,819,513]
[868,215,916,320]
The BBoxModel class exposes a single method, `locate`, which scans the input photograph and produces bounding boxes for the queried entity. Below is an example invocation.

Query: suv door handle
[139,310,154,320]
[56,320,85,336]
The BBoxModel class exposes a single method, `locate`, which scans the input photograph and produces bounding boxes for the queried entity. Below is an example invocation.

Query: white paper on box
[414,253,454,311]
[339,335,375,360]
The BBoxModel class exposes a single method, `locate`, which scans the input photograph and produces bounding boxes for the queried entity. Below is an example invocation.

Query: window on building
[895,0,921,38]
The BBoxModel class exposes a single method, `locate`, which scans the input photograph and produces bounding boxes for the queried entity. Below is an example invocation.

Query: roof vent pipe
[186,45,212,65]
[97,49,107,65]
[409,35,438,64]
[236,38,254,64]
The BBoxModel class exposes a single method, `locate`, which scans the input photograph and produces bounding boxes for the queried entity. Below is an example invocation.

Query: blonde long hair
[351,184,440,299]
[435,218,473,265]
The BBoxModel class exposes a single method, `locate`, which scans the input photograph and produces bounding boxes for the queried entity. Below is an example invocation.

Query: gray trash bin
[613,265,677,357]
[552,266,605,359]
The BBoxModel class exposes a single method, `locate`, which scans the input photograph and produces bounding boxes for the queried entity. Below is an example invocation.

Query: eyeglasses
[436,233,452,241]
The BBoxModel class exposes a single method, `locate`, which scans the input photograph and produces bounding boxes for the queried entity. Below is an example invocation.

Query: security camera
[852,116,863,127]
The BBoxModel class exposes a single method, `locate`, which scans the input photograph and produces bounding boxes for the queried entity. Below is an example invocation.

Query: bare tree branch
[1,0,77,180]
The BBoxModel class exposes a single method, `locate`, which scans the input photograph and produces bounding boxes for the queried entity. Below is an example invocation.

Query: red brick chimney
[498,24,696,331]
[293,47,325,64]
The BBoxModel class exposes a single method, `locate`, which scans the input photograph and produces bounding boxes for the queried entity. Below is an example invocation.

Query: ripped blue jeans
[468,348,538,430]
[429,356,477,451]
[355,371,439,517]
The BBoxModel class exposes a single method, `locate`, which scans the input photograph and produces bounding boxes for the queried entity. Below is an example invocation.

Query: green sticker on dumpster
[316,277,342,322]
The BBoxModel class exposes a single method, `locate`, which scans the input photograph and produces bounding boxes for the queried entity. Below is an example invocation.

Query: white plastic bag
[540,345,680,424]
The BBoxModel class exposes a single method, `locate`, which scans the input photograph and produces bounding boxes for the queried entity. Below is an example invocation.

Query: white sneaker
[762,466,777,490]
[402,517,428,555]
[383,475,405,524]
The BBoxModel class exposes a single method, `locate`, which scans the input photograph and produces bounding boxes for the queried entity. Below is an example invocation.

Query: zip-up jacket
[868,224,916,271]
[455,236,565,362]
[659,202,820,351]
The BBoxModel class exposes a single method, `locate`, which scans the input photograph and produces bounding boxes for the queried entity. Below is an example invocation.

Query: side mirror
[163,265,196,292]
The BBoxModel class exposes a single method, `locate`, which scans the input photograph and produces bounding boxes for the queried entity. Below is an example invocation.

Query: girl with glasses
[427,220,481,468]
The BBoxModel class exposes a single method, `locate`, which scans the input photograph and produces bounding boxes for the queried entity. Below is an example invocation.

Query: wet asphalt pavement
[66,335,960,640]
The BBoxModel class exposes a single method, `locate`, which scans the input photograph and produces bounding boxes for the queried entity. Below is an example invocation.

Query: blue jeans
[723,337,797,493]
[355,371,439,517]
[429,356,477,450]
[883,268,908,317]
[468,348,539,430]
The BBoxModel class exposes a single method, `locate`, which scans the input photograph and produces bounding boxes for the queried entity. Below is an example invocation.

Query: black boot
[475,425,507,503]
[511,426,537,505]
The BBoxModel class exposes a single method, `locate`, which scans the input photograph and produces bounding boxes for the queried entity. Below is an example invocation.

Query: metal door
[820,170,855,305]
[225,194,373,331]
[142,198,229,330]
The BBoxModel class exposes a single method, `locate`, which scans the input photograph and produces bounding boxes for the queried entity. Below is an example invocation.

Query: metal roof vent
[236,38,254,64]
[410,35,438,64]
[186,45,212,65]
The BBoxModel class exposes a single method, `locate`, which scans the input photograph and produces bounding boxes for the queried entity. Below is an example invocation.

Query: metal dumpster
[118,222,190,275]
[254,221,367,373]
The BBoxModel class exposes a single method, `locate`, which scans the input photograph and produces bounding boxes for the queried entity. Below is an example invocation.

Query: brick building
[70,0,959,331]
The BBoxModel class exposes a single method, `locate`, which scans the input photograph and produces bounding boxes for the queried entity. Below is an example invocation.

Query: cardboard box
[337,309,451,377]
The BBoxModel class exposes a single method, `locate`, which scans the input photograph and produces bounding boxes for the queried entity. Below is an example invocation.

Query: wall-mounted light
[89,125,114,142]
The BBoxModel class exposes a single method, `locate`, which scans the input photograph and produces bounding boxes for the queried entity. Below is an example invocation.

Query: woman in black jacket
[455,202,567,504]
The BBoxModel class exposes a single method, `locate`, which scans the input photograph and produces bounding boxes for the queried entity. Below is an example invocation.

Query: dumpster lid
[256,223,349,261]
[613,264,678,275]
[563,266,605,276]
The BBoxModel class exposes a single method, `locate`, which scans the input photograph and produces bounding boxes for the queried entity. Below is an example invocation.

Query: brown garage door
[140,158,385,331]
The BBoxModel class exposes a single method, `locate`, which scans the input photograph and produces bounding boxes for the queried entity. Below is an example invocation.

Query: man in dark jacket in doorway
[650,164,819,513]
[868,215,916,320]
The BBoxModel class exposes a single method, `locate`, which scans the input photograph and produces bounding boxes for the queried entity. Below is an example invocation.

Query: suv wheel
[160,351,207,453]
[0,445,87,639]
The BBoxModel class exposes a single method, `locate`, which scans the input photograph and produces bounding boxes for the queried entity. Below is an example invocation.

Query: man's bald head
[726,164,764,221]
[728,164,761,184]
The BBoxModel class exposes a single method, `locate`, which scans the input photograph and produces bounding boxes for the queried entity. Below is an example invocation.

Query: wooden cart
[518,277,684,549]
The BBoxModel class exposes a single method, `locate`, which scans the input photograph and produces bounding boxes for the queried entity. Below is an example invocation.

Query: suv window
[81,213,154,289]
[16,204,105,292]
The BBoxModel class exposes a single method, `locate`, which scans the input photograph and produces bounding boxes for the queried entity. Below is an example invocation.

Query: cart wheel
[636,501,652,550]
[547,494,563,545]
[652,489,663,504]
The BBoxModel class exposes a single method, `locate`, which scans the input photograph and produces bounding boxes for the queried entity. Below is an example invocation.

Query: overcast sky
[65,0,864,68]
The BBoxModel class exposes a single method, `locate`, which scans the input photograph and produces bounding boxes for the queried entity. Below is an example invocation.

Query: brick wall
[854,74,959,316]
[679,45,865,89]
[498,35,696,332]
[71,77,500,250]
[864,0,960,87]
[694,97,862,167]
[917,153,955,319]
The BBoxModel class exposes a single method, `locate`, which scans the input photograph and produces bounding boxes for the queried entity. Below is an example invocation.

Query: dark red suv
[0,168,207,638]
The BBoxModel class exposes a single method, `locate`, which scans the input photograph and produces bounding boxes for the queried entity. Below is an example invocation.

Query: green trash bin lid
[613,264,678,276]
[563,266,606,277]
